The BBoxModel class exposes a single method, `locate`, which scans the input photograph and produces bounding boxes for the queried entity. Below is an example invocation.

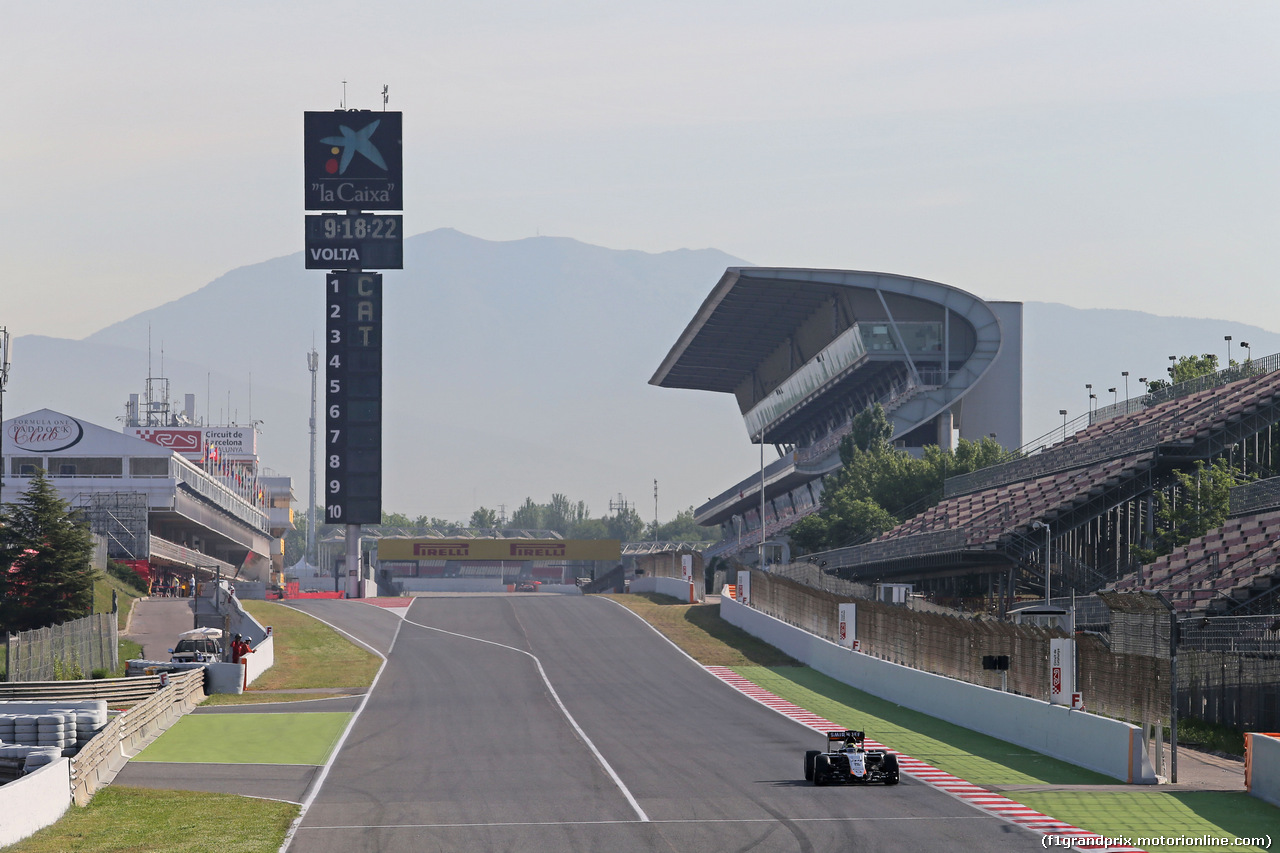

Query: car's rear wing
[825,730,865,745]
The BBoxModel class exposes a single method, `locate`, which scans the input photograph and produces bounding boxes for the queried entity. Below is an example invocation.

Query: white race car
[804,730,900,786]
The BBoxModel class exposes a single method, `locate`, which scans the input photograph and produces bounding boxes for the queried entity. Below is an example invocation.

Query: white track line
[299,815,992,831]
[705,666,1148,853]
[599,597,1144,853]
[277,603,405,853]
[402,613,650,823]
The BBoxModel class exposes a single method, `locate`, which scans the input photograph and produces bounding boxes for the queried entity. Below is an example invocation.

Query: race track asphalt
[282,595,1040,853]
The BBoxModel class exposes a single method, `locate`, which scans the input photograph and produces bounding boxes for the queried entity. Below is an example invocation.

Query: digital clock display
[318,214,399,240]
[305,214,403,270]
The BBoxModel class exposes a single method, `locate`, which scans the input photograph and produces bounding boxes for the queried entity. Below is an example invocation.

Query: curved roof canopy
[650,267,1001,396]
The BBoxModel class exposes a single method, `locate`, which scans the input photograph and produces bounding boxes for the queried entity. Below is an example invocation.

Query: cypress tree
[0,469,95,633]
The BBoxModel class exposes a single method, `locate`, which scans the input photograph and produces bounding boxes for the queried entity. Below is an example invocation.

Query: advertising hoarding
[304,111,403,211]
[838,602,857,648]
[1049,638,1076,706]
[377,539,621,562]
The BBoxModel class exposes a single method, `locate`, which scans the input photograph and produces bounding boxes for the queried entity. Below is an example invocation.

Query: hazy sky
[4,1,1278,344]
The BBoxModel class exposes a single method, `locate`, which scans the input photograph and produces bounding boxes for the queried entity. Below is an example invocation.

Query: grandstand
[1110,478,1280,617]
[808,359,1280,610]
[651,267,1023,562]
[653,264,1280,613]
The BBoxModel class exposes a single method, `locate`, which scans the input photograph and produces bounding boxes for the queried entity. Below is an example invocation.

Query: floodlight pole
[307,349,319,567]
[0,328,10,507]
[759,431,766,570]
[1156,592,1179,783]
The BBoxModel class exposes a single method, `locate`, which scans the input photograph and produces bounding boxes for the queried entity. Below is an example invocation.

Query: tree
[789,405,1007,553]
[648,506,713,542]
[1133,458,1241,563]
[850,403,894,453]
[606,506,646,542]
[509,497,543,530]
[1146,353,1220,392]
[470,507,499,529]
[0,470,96,633]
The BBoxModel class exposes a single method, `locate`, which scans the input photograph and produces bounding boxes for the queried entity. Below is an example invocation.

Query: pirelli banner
[377,539,621,562]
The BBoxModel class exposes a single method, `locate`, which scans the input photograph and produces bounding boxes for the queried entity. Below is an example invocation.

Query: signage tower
[305,107,403,595]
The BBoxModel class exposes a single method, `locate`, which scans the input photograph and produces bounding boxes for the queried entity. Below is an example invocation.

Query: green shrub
[106,561,150,594]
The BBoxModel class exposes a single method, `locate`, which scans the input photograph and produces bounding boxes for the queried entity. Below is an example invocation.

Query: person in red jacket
[230,634,255,664]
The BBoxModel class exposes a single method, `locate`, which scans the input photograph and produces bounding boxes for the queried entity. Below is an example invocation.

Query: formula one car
[804,730,900,786]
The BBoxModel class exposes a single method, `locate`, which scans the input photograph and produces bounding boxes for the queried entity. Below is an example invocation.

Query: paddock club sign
[376,539,621,562]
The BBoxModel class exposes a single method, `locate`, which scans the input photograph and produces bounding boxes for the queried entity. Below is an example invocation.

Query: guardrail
[0,675,164,704]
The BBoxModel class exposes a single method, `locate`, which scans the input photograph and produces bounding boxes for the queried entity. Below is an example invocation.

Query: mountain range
[8,229,1280,524]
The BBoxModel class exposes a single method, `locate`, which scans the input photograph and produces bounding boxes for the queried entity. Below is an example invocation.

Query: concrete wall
[631,576,700,603]
[1247,733,1280,809]
[243,634,274,687]
[720,596,1156,784]
[960,299,1023,448]
[0,758,72,848]
[221,596,274,688]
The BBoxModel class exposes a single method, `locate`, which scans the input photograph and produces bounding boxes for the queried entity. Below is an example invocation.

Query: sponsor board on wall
[838,602,857,648]
[377,539,622,562]
[1049,638,1076,706]
[126,426,256,460]
[202,427,257,459]
[126,427,203,456]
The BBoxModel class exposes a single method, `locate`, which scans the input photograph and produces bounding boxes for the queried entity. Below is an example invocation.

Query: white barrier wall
[244,633,274,687]
[720,596,1157,784]
[1247,733,1280,808]
[0,758,71,848]
[631,576,700,603]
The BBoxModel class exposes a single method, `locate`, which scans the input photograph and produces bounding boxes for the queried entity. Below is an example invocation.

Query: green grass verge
[1013,791,1275,853]
[133,712,352,765]
[739,665,1114,786]
[603,593,798,667]
[93,573,145,631]
[236,600,380,692]
[607,594,1280,850]
[0,786,297,853]
[114,638,143,677]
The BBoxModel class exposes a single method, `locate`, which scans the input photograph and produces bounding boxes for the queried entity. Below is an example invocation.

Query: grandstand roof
[650,267,1001,393]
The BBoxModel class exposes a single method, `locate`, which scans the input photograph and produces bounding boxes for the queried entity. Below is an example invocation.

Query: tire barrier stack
[0,701,109,779]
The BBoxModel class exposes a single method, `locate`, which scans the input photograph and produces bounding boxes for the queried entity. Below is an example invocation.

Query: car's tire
[813,754,831,786]
[883,754,900,785]
[804,750,820,781]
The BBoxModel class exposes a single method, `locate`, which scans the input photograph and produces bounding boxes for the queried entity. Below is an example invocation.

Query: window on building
[130,457,170,477]
[10,457,42,476]
[48,457,123,477]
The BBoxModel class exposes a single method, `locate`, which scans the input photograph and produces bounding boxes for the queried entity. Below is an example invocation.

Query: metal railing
[0,673,167,702]
[944,421,1161,498]
[1229,476,1280,517]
